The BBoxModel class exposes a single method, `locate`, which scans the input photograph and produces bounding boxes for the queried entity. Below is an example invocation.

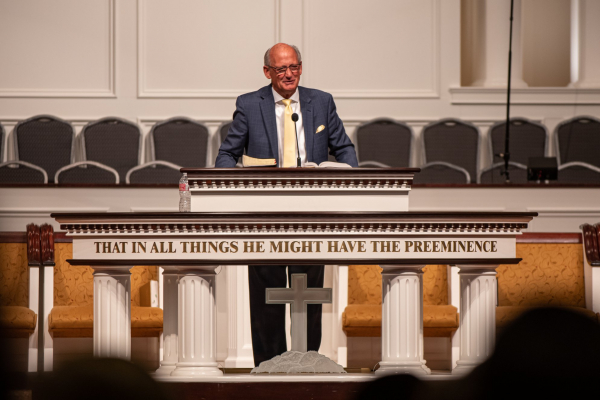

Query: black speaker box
[527,157,558,181]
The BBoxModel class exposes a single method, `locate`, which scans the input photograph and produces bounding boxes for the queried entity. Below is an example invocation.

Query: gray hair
[264,44,302,66]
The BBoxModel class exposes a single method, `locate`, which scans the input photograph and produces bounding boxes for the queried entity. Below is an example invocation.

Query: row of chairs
[0,116,210,184]
[357,116,600,184]
[0,115,599,184]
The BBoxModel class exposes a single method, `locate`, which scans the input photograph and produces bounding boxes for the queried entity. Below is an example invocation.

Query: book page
[318,161,352,168]
[242,155,277,167]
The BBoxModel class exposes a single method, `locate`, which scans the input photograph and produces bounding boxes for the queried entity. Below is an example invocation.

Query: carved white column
[155,268,179,375]
[377,265,429,375]
[332,265,348,367]
[93,268,131,359]
[171,267,222,377]
[224,265,254,368]
[570,0,600,87]
[454,266,498,374]
[449,266,461,371]
[469,0,528,88]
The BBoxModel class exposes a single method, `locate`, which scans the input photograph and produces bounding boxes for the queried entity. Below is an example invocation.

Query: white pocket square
[316,125,325,134]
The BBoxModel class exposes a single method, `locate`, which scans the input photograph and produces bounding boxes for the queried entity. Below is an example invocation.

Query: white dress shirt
[272,87,306,167]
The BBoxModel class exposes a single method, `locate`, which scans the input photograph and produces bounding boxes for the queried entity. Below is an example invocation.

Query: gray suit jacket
[215,85,358,167]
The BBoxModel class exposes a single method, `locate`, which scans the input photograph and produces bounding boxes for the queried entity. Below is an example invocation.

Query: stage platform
[153,367,455,382]
[3,370,457,400]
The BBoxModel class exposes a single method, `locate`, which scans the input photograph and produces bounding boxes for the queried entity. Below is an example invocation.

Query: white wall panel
[0,0,114,97]
[138,0,279,97]
[302,0,439,98]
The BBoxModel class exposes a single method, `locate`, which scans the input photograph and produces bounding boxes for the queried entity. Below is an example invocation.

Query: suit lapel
[299,87,314,162]
[259,86,279,163]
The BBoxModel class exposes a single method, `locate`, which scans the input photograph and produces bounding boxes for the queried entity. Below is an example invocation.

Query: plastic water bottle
[179,173,191,212]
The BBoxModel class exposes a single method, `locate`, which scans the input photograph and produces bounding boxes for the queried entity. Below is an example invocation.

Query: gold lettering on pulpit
[372,241,401,253]
[132,242,146,253]
[270,241,284,253]
[269,240,324,253]
[328,241,339,252]
[89,238,500,258]
[401,240,498,253]
[218,241,230,253]
[157,242,176,253]
[94,241,127,253]
[180,241,240,253]
[328,240,367,253]
[314,241,323,252]
[244,241,265,253]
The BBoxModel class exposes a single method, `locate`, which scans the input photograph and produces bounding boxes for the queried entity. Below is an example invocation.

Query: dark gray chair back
[219,121,233,144]
[556,162,600,184]
[0,161,48,184]
[150,117,209,168]
[479,162,528,184]
[14,115,74,183]
[81,117,141,182]
[126,161,181,184]
[55,161,119,184]
[356,118,412,167]
[555,116,600,168]
[413,162,470,184]
[490,118,547,165]
[422,119,480,183]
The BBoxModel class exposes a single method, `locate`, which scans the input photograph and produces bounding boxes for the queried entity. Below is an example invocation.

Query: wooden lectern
[52,168,536,379]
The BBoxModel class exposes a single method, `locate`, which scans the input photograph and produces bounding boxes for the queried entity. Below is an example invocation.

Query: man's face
[263,45,302,98]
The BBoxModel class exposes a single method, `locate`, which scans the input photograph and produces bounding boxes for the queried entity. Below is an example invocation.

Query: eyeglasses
[268,63,302,76]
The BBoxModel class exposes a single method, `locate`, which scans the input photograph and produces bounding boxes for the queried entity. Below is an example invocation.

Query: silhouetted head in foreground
[456,307,600,400]
[356,307,600,400]
[41,358,166,400]
[489,307,600,378]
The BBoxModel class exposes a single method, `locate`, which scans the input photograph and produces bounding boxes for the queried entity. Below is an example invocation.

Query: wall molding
[137,0,440,100]
[450,87,600,105]
[137,0,281,98]
[301,0,440,99]
[0,0,116,98]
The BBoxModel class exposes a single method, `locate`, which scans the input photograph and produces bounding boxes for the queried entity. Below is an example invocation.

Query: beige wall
[462,0,572,87]
[522,0,571,87]
[0,0,599,170]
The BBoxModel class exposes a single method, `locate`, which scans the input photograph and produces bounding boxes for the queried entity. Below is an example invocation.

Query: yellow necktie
[281,99,296,168]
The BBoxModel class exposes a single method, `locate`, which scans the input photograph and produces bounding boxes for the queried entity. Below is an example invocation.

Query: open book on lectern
[242,155,350,168]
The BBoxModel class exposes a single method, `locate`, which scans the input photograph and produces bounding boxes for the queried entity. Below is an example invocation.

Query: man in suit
[215,43,358,366]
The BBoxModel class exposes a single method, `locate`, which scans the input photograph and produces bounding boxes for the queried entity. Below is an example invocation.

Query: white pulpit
[52,167,536,379]
[188,167,417,368]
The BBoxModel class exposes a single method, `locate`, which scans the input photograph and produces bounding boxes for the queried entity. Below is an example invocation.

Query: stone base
[375,361,430,376]
[251,351,346,374]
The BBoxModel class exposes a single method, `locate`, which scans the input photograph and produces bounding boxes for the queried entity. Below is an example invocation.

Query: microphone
[291,113,301,167]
